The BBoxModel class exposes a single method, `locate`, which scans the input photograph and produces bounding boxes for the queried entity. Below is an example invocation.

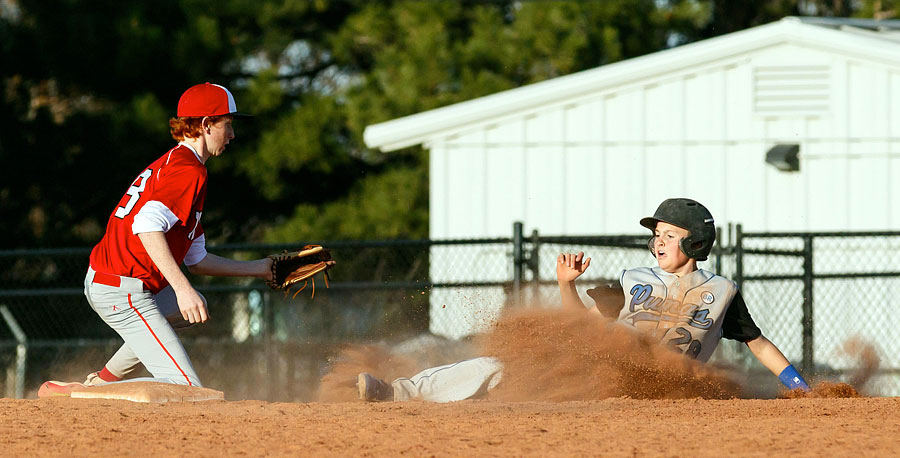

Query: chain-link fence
[0,241,441,401]
[2,225,898,400]
[730,228,900,396]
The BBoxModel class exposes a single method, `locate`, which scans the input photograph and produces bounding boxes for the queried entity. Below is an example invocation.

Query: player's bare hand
[176,287,209,324]
[557,252,591,283]
[264,257,275,281]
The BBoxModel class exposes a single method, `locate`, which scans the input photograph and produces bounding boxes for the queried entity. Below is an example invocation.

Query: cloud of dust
[841,337,880,390]
[315,334,479,402]
[782,381,860,398]
[317,304,743,402]
[481,307,743,401]
[783,337,880,399]
[317,306,885,403]
[316,345,420,402]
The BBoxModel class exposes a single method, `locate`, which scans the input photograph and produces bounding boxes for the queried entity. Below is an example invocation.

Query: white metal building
[365,17,900,344]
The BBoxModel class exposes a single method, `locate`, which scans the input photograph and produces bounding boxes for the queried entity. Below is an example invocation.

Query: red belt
[92,271,122,287]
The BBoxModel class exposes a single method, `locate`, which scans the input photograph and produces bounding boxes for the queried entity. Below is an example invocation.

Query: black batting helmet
[640,198,716,261]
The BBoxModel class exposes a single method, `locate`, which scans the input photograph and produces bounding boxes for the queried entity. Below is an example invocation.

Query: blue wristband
[778,365,810,391]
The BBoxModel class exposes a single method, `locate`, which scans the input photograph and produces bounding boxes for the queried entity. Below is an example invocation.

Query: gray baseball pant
[84,267,203,386]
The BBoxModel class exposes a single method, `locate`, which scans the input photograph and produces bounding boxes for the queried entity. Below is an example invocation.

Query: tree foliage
[0,0,879,248]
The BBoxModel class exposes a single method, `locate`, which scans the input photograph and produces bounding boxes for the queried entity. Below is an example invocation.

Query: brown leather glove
[266,245,335,299]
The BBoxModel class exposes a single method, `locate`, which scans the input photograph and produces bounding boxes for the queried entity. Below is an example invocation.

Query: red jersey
[90,144,207,293]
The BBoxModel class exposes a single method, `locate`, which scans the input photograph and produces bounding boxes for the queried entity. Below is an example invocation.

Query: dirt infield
[2,397,899,456]
[10,308,895,456]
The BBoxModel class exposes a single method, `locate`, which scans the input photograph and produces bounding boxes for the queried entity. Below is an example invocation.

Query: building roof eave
[364,17,900,152]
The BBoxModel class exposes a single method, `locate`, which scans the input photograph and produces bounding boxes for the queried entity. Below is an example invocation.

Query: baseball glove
[266,245,335,299]
[586,281,625,318]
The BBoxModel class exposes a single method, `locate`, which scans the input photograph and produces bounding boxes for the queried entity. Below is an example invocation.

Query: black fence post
[714,227,723,275]
[529,229,540,303]
[734,224,744,292]
[802,236,814,374]
[513,222,524,305]
[263,289,276,402]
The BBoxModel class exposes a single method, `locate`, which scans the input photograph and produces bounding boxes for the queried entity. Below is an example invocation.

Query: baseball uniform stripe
[127,293,193,386]
[211,83,237,113]
[132,200,180,234]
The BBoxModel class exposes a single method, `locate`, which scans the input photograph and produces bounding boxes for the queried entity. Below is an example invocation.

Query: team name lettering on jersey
[617,267,738,362]
[627,286,713,330]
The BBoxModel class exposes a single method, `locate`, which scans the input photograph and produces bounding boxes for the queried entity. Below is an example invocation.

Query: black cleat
[357,372,394,402]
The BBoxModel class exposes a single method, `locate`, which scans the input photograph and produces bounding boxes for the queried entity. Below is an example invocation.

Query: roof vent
[753,65,830,115]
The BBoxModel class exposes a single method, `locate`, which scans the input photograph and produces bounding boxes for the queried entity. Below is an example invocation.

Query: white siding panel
[847,142,891,230]
[684,71,724,142]
[524,145,565,233]
[873,66,890,139]
[763,117,806,141]
[848,62,880,138]
[448,127,485,146]
[446,143,487,237]
[805,143,849,230]
[892,72,900,138]
[573,97,607,143]
[644,144,686,208]
[564,102,594,143]
[764,164,806,231]
[724,143,766,230]
[525,108,565,143]
[485,118,522,144]
[644,80,681,142]
[804,116,834,140]
[724,63,754,140]
[485,145,526,236]
[604,145,645,233]
[892,148,900,228]
[831,60,850,139]
[684,144,727,215]
[565,145,604,233]
[429,144,449,238]
[604,91,642,142]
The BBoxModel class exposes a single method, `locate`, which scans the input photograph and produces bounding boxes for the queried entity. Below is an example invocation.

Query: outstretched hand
[557,252,591,283]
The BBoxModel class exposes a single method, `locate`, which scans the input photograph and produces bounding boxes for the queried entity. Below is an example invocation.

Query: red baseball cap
[176,82,251,118]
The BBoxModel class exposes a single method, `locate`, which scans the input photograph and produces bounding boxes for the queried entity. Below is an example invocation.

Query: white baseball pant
[392,356,503,402]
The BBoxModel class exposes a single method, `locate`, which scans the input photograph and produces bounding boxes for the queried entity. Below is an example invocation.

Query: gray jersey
[617,267,738,362]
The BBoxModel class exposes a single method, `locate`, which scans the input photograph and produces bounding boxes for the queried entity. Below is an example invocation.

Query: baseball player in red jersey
[357,198,810,402]
[39,83,275,396]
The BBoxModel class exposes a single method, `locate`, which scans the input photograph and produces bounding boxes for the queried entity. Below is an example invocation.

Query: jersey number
[115,169,152,218]
[667,327,702,359]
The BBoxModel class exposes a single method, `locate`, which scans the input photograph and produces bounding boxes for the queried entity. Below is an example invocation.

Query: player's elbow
[745,335,778,356]
[186,260,207,275]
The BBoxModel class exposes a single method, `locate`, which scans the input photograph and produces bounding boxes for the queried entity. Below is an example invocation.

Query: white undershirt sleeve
[183,234,208,266]
[132,200,180,234]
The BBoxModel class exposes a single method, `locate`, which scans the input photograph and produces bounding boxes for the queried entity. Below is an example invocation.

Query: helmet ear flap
[679,236,694,260]
[647,236,657,258]
[679,236,709,261]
